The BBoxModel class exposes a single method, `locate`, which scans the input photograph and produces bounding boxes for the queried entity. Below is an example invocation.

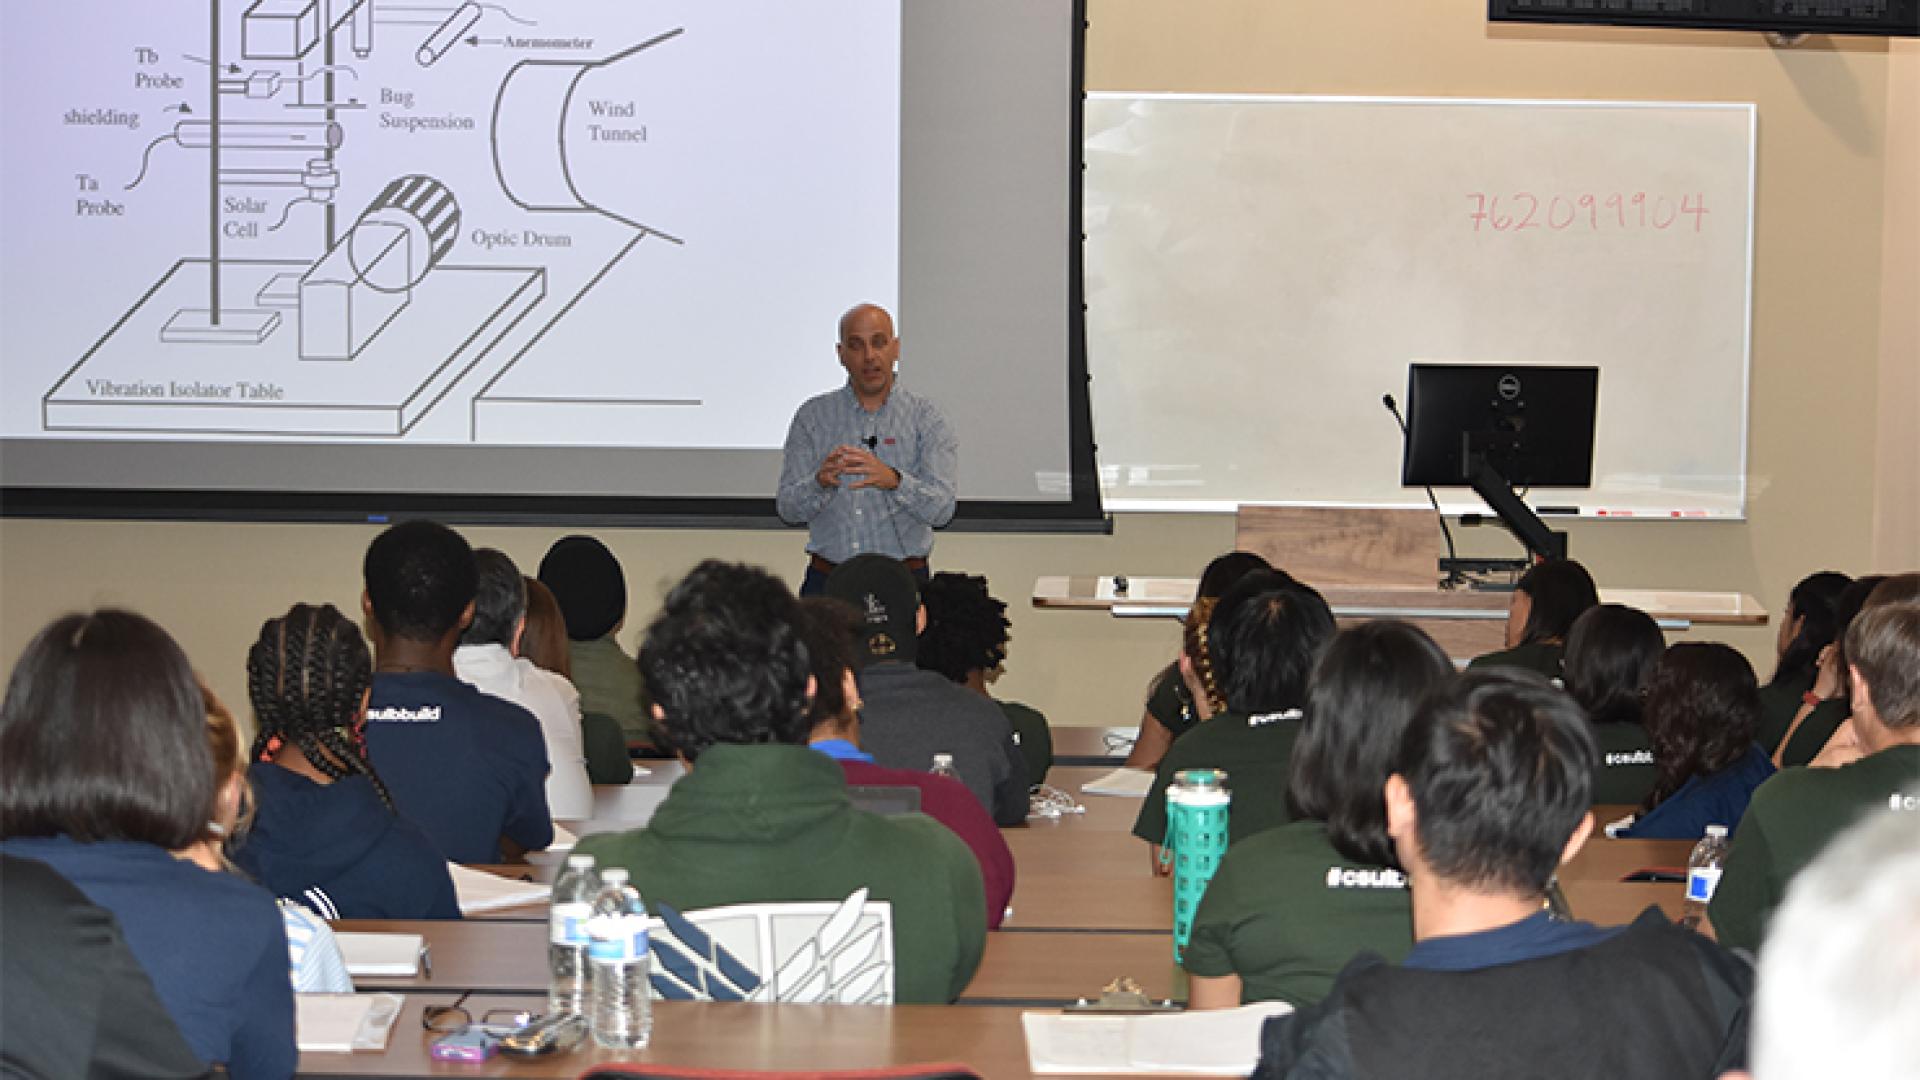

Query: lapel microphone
[862,435,879,450]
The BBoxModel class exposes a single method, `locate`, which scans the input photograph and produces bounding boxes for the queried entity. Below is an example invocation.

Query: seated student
[1134,571,1337,858]
[454,549,594,819]
[1254,670,1751,1080]
[574,561,987,1005]
[1755,571,1850,755]
[797,596,1016,929]
[1742,810,1920,1080]
[521,575,632,784]
[825,555,1029,826]
[1773,574,1884,768]
[1466,558,1600,679]
[1561,604,1664,807]
[1,854,209,1080]
[1124,551,1274,771]
[186,684,355,992]
[231,603,459,920]
[1711,599,1920,952]
[917,571,1054,786]
[538,534,654,747]
[1619,644,1774,839]
[1798,573,1920,768]
[1185,621,1451,1009]
[0,610,296,1080]
[360,521,552,864]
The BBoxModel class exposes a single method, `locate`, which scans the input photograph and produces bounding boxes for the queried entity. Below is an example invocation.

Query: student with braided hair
[1133,570,1336,865]
[230,602,459,920]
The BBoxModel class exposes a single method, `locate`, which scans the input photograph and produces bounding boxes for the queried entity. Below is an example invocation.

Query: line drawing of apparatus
[44,0,552,438]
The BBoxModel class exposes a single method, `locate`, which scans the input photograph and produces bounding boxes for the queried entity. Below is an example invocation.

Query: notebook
[295,992,404,1052]
[1079,767,1156,798]
[334,932,425,977]
[450,862,553,914]
[1023,1002,1293,1075]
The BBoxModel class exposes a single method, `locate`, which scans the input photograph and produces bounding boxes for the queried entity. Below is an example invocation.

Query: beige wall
[0,1,1904,728]
[1874,40,1919,570]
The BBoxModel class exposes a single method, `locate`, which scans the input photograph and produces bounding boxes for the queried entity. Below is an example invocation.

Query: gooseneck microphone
[1383,393,1464,589]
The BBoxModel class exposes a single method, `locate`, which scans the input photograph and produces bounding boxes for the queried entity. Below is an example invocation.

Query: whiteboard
[1085,94,1755,518]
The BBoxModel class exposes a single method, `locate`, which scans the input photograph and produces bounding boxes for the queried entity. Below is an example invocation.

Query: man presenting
[778,303,958,597]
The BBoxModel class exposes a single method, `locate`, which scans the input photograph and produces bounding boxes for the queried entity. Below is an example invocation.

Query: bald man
[777,303,958,597]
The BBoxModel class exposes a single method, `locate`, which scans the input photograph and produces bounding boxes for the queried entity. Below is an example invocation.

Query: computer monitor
[1401,364,1599,489]
[1401,364,1598,563]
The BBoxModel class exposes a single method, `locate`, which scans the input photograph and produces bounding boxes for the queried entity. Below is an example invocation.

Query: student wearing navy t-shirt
[0,610,295,1079]
[232,603,460,918]
[1254,671,1751,1080]
[358,521,552,864]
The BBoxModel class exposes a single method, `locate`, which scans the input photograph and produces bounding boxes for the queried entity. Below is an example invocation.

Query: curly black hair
[247,603,392,809]
[916,572,1010,684]
[640,561,812,759]
[1640,643,1760,812]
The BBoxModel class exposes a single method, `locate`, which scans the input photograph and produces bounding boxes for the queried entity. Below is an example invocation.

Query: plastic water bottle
[586,868,652,1049]
[930,752,960,782]
[1681,824,1730,929]
[547,854,600,1015]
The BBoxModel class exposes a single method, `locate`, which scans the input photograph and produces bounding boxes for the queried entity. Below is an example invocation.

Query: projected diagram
[36,2,701,437]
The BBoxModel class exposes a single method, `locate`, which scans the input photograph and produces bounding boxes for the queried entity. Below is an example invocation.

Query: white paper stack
[295,992,404,1052]
[450,862,553,914]
[334,932,425,977]
[1079,767,1156,798]
[1022,1002,1293,1075]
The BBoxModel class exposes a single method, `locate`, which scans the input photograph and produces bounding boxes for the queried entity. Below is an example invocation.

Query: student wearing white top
[454,548,594,820]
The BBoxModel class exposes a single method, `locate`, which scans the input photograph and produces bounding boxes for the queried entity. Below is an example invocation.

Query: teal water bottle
[1165,767,1231,962]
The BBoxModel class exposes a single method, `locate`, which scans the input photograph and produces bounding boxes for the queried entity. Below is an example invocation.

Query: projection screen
[0,0,1099,526]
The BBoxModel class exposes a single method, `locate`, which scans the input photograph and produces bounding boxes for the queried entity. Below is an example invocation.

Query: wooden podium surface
[1035,503,1764,658]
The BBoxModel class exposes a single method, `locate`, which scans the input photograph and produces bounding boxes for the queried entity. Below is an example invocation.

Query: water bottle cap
[601,867,630,884]
[1705,824,1727,838]
[566,854,596,869]
[1171,767,1230,792]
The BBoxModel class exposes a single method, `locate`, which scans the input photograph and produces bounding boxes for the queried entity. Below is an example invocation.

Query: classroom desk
[332,920,1177,1006]
[1051,725,1138,765]
[298,998,1042,1078]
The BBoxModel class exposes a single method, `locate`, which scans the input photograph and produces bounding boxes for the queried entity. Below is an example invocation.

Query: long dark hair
[246,603,392,809]
[1514,559,1600,646]
[1641,643,1761,811]
[1288,622,1453,865]
[1563,605,1665,726]
[0,610,212,848]
[1770,571,1851,689]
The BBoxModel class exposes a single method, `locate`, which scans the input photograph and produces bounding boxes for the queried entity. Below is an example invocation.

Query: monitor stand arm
[1464,453,1567,562]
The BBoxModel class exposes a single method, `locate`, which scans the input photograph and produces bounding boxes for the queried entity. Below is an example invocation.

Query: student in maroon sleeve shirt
[794,596,1016,929]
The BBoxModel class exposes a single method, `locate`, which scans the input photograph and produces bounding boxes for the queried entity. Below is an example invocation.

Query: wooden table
[1051,725,1138,765]
[333,920,1179,1007]
[298,997,1042,1078]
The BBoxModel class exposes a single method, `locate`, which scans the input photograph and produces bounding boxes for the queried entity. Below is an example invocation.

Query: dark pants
[800,558,930,597]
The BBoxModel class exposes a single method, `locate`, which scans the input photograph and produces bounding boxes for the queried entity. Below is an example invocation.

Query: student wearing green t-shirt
[1756,570,1851,756]
[1185,621,1451,1009]
[1711,596,1920,952]
[1561,604,1664,809]
[1122,552,1273,770]
[1133,570,1336,861]
[1465,558,1598,679]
